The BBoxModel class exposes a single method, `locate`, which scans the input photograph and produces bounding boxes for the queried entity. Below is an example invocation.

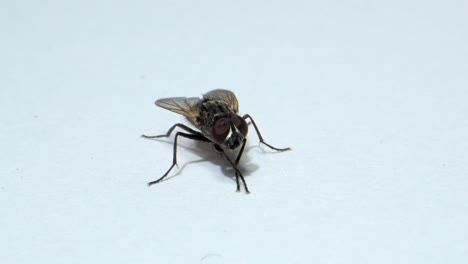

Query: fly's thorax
[197,100,235,135]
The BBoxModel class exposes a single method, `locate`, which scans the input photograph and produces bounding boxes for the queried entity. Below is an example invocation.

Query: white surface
[1,1,467,263]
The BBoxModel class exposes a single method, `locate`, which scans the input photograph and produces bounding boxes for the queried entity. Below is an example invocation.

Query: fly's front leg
[235,138,247,165]
[148,132,210,186]
[234,139,248,192]
[142,123,201,139]
[243,114,291,152]
[215,144,250,193]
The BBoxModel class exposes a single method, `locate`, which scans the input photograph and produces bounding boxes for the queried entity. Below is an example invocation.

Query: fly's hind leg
[148,132,210,186]
[242,114,291,152]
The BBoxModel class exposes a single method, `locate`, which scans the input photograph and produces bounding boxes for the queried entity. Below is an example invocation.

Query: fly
[142,89,290,193]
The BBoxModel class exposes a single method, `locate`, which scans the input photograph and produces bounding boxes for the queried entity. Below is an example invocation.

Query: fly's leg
[233,138,248,192]
[235,138,247,165]
[215,144,250,193]
[142,123,201,139]
[243,114,291,152]
[148,132,210,186]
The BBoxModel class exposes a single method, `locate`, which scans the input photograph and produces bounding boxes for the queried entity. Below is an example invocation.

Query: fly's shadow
[142,133,259,186]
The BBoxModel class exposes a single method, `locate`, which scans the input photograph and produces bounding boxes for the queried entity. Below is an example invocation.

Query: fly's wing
[155,97,201,126]
[203,89,239,113]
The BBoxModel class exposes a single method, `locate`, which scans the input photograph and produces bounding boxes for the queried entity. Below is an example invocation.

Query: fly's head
[211,114,248,149]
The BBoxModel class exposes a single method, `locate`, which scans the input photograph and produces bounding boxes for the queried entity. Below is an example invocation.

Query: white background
[1,1,467,263]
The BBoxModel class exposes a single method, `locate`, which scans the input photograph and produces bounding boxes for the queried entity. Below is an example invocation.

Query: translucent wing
[203,89,239,113]
[155,97,202,125]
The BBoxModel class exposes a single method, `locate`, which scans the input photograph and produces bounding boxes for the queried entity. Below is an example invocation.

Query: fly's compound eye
[212,117,230,145]
[233,115,248,137]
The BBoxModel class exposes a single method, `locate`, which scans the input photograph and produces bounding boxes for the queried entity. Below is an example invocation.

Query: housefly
[142,89,290,193]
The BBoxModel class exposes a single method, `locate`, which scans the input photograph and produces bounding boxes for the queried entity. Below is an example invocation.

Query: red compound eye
[211,118,230,144]
[233,115,248,137]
